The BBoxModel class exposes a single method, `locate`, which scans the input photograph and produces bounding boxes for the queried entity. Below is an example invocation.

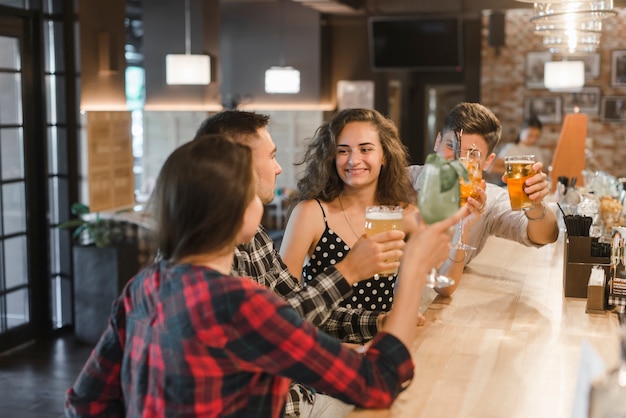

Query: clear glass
[417,159,458,289]
[5,235,27,289]
[0,36,20,70]
[2,182,26,235]
[5,288,29,329]
[589,324,626,417]
[364,205,403,277]
[504,155,535,211]
[0,73,23,125]
[0,128,24,180]
[452,148,482,253]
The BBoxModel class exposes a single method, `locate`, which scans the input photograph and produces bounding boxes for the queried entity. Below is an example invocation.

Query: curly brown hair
[291,108,416,207]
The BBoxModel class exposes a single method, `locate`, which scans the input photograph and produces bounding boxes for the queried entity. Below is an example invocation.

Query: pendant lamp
[165,0,211,85]
[264,0,300,94]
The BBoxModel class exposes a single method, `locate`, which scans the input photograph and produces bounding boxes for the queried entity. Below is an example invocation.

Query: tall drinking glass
[452,148,482,252]
[365,205,403,277]
[417,154,465,288]
[504,155,535,211]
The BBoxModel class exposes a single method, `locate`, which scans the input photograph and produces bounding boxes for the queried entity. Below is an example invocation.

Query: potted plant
[59,203,127,247]
[59,203,140,345]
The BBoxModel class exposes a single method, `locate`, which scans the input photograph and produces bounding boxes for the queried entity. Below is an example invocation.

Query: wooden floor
[0,332,94,418]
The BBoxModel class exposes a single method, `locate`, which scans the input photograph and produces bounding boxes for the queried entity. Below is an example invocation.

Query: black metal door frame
[0,6,49,352]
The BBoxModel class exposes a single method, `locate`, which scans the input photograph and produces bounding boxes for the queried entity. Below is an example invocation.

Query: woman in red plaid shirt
[65,134,464,417]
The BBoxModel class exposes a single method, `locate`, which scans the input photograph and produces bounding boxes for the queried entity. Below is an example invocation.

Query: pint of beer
[365,206,403,276]
[504,155,535,211]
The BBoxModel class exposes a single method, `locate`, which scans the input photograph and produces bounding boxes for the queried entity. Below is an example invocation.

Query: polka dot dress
[302,212,396,312]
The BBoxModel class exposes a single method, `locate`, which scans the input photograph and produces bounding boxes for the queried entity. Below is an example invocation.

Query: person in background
[195,110,406,417]
[65,134,465,417]
[408,102,559,297]
[280,108,419,312]
[488,115,548,182]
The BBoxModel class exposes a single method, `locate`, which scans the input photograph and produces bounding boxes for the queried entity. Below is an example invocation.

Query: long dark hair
[150,134,255,263]
[292,108,416,207]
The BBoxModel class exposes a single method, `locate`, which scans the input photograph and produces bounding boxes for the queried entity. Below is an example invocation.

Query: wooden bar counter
[349,236,621,418]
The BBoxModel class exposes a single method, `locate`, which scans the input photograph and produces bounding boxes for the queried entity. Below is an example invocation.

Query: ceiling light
[518,0,617,54]
[165,0,211,85]
[265,66,301,94]
[264,0,300,94]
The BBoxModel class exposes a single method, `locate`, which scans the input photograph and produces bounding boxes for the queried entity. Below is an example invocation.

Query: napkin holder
[563,235,610,298]
[586,266,606,313]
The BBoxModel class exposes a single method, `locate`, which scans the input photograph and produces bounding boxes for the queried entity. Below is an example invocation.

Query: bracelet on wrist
[524,204,547,221]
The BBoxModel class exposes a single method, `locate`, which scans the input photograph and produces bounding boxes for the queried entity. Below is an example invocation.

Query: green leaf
[58,218,87,230]
[424,153,469,193]
[71,203,90,216]
[449,159,469,183]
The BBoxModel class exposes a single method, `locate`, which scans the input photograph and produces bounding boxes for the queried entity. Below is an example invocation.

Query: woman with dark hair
[65,134,464,417]
[280,108,419,313]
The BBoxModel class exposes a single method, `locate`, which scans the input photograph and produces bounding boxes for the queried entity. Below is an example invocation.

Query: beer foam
[506,160,534,165]
[365,211,403,220]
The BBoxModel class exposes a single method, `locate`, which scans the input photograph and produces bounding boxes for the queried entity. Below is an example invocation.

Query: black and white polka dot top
[301,200,396,312]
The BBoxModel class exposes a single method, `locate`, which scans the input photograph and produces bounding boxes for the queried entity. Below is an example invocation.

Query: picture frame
[601,96,626,123]
[569,53,601,80]
[525,51,552,89]
[611,50,626,87]
[524,95,562,124]
[562,86,601,115]
[337,80,374,110]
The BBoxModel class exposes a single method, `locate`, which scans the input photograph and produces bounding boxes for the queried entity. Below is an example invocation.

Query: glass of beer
[365,205,403,277]
[504,155,535,211]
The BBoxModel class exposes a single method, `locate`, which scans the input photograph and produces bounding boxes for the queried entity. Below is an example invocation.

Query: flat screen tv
[368,15,463,72]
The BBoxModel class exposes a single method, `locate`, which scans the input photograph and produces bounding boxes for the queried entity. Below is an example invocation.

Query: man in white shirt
[408,102,559,296]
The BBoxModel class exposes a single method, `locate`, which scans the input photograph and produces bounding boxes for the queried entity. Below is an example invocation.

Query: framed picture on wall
[525,51,552,89]
[601,96,626,123]
[562,86,601,115]
[337,80,375,110]
[524,96,562,124]
[611,50,626,87]
[569,53,601,80]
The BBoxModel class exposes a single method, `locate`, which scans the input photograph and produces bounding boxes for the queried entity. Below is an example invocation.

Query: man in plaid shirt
[197,111,406,416]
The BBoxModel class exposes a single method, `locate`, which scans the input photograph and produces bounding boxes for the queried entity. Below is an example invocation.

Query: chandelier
[517,0,617,54]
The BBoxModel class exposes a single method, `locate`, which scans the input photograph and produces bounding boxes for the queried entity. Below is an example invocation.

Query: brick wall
[480,9,626,179]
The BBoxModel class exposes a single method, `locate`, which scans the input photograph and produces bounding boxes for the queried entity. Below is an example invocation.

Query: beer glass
[365,205,403,277]
[504,155,535,211]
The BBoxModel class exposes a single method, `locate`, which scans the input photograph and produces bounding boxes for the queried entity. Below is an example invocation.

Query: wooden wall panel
[85,111,134,212]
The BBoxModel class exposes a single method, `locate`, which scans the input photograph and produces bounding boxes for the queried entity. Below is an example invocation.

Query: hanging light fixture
[265,0,300,94]
[516,0,617,54]
[544,60,585,91]
[166,0,211,85]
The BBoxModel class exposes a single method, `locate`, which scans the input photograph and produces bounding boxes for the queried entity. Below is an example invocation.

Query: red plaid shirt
[65,262,413,417]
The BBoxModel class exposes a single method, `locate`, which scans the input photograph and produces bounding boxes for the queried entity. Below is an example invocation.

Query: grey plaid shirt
[233,225,381,415]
